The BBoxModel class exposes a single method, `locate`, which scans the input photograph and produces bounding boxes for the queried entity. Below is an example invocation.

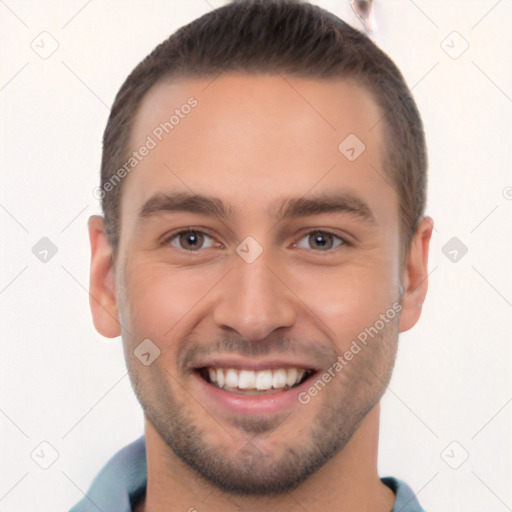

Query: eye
[295,230,345,251]
[165,229,216,251]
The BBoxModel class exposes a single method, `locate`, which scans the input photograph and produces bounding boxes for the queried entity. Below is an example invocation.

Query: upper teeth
[207,367,307,391]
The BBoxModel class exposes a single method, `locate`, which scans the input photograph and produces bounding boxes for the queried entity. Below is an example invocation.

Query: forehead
[132,74,382,153]
[122,73,391,227]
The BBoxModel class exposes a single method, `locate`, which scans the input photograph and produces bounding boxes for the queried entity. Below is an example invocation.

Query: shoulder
[381,476,427,512]
[68,435,147,512]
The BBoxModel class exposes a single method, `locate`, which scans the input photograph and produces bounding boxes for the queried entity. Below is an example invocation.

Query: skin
[88,74,433,512]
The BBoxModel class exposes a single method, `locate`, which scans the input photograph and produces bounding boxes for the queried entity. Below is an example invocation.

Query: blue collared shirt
[69,435,426,512]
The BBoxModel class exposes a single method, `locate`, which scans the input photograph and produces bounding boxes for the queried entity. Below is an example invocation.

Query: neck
[138,403,394,512]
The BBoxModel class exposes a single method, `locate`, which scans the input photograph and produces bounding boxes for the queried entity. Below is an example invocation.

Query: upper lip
[190,357,319,372]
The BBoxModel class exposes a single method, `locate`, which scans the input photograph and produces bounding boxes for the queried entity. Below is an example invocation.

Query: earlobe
[398,217,434,333]
[88,215,122,338]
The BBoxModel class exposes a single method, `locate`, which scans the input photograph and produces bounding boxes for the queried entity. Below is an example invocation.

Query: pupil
[311,232,331,249]
[182,231,202,249]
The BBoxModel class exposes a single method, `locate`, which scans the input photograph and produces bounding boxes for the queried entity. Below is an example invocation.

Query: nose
[213,251,297,341]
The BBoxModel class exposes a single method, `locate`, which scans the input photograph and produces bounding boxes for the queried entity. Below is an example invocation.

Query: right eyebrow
[139,192,235,223]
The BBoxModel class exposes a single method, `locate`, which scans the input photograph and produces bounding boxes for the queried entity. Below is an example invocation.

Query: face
[90,74,431,495]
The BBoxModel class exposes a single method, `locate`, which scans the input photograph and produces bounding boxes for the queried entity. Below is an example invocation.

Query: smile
[197,367,314,395]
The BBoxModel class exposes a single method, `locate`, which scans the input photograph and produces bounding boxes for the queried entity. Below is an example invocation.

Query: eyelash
[161,228,348,253]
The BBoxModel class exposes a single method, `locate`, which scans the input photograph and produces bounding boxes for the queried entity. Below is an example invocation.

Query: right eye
[163,229,217,252]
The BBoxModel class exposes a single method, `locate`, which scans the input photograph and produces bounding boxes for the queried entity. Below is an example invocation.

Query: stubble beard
[125,321,398,496]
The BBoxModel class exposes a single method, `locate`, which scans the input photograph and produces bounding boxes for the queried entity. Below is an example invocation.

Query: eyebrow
[138,191,375,225]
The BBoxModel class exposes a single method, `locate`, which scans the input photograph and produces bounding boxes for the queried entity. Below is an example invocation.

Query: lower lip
[192,370,317,415]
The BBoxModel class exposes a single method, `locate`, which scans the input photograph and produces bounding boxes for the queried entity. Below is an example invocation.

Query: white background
[1,1,511,511]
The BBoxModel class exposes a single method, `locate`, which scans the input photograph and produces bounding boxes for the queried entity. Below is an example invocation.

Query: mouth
[189,357,322,415]
[195,366,316,395]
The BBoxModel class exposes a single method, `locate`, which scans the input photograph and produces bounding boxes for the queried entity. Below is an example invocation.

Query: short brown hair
[100,0,427,253]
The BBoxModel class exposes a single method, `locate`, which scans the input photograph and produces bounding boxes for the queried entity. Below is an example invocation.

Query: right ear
[88,215,122,338]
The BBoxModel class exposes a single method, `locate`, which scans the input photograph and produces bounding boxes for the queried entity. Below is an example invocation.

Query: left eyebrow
[273,192,376,225]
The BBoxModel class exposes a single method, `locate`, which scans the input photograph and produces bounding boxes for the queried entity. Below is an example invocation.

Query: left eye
[295,230,345,251]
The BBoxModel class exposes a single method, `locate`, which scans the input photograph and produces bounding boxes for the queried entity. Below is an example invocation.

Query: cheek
[119,259,219,339]
[294,259,400,342]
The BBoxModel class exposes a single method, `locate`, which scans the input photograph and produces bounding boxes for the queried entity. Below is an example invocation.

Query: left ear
[398,217,434,333]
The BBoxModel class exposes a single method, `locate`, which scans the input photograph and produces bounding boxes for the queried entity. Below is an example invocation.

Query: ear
[88,215,122,338]
[398,217,434,333]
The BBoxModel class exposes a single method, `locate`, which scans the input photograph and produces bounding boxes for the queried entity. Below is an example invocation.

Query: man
[71,1,433,510]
